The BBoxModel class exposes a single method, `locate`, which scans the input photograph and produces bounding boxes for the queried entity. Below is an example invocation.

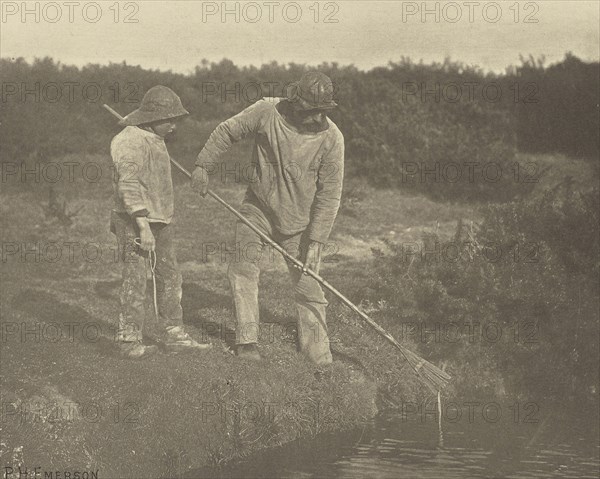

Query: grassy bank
[4,148,594,476]
[0,152,476,477]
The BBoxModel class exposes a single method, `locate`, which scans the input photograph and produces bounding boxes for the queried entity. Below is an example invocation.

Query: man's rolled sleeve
[112,138,148,216]
[307,136,345,244]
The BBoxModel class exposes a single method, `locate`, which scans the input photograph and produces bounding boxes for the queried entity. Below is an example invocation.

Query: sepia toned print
[1,1,599,478]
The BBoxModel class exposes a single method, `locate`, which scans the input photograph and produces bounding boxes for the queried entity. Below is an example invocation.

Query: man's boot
[236,343,261,361]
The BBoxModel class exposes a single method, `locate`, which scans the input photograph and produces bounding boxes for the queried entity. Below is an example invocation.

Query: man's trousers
[227,201,333,365]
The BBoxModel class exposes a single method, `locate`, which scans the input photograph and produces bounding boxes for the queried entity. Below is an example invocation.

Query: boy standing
[111,85,210,358]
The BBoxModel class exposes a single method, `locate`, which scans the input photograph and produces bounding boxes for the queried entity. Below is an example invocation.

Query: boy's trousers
[111,212,184,342]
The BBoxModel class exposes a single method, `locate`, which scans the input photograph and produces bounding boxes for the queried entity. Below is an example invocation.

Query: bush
[515,53,600,159]
[336,74,521,201]
[369,182,600,401]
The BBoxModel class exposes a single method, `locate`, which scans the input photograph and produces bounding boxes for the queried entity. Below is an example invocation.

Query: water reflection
[191,406,599,479]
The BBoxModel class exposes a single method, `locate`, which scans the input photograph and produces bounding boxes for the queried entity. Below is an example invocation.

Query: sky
[1,1,599,73]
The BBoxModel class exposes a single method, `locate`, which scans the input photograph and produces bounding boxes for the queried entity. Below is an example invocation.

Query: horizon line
[2,51,596,77]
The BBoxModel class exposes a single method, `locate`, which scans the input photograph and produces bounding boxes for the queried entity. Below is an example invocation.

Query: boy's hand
[303,241,323,275]
[135,217,156,251]
[191,167,209,197]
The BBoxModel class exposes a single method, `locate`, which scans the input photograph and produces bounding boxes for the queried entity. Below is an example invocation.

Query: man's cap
[286,71,338,111]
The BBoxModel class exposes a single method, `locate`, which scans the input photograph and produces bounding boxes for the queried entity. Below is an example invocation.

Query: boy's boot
[120,341,158,359]
[165,326,212,353]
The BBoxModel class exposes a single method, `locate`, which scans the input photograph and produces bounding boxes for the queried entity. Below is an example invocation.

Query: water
[192,405,599,479]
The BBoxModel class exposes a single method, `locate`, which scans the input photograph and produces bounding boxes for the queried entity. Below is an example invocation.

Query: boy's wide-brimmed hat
[119,85,189,126]
[286,71,338,110]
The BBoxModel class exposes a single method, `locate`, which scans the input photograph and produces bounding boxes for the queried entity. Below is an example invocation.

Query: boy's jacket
[110,126,174,224]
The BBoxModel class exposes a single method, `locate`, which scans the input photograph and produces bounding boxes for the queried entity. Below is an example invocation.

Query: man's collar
[276,100,329,134]
[137,125,163,140]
